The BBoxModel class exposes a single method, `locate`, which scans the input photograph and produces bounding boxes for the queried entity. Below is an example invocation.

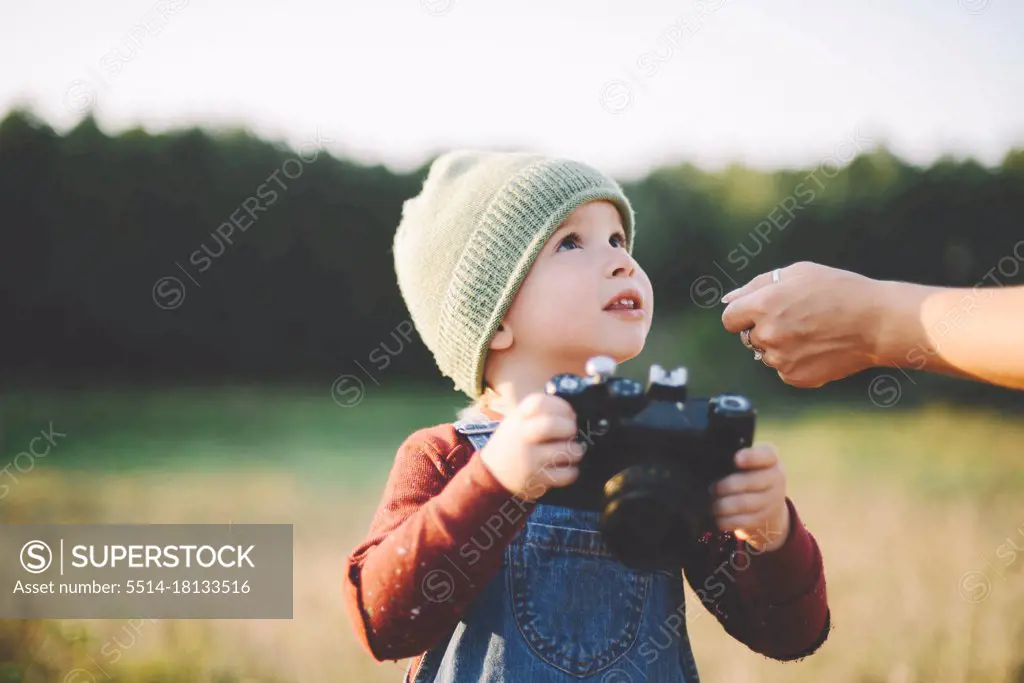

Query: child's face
[500,200,654,372]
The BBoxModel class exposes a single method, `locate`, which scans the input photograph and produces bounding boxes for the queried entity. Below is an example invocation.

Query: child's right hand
[478,393,583,501]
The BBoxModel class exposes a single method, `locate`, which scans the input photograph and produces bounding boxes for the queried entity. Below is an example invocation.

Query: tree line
[2,108,1022,406]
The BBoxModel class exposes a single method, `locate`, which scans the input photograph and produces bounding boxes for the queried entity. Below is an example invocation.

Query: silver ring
[740,328,754,350]
[772,268,782,284]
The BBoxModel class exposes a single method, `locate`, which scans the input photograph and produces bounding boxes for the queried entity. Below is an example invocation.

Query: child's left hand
[710,444,792,552]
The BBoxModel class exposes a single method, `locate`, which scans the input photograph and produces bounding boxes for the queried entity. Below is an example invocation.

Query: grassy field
[1,386,1023,682]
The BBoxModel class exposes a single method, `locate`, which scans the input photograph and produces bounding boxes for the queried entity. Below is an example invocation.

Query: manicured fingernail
[721,290,738,304]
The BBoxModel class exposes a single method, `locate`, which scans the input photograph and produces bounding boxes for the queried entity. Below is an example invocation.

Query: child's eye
[556,233,582,251]
[610,232,627,248]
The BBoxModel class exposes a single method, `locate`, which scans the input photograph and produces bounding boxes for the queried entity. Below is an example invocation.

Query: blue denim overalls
[406,416,703,683]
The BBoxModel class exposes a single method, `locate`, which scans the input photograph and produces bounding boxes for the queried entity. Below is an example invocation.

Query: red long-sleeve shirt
[343,409,831,676]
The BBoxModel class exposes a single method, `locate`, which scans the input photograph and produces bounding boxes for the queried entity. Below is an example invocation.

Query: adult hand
[720,262,884,388]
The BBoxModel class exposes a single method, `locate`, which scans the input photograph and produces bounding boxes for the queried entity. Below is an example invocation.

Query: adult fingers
[721,269,776,305]
[720,286,769,334]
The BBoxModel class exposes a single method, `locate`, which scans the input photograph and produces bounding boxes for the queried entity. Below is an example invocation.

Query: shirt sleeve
[681,498,831,661]
[342,428,535,662]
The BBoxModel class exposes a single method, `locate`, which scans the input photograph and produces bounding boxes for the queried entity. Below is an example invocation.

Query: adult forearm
[875,281,1024,390]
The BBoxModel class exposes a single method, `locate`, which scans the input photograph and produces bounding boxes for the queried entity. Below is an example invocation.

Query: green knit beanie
[393,150,636,399]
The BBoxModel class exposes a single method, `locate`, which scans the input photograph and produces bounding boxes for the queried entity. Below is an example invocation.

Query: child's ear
[489,322,513,351]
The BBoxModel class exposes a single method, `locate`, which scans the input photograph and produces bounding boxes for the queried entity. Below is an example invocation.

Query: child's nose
[605,251,636,278]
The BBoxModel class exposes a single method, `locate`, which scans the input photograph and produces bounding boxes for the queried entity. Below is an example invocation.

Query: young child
[342,150,831,682]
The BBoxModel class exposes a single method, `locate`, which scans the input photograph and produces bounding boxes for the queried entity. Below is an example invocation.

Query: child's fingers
[517,393,577,421]
[711,490,776,519]
[732,528,753,544]
[715,514,761,533]
[711,469,775,497]
[717,509,791,547]
[733,444,778,470]
[523,414,578,444]
[539,464,580,489]
[535,442,584,469]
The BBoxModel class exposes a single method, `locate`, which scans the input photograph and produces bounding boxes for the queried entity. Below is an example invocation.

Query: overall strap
[451,417,500,452]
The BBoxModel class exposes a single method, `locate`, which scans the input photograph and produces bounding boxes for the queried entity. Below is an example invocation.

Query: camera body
[539,356,756,571]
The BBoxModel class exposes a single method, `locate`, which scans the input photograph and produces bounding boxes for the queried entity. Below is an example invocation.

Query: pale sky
[2,0,1022,180]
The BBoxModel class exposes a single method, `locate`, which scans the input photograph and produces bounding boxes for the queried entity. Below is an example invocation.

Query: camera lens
[603,498,673,552]
[600,466,690,571]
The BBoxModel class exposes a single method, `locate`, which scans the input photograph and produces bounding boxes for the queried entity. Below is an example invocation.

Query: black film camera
[539,356,756,571]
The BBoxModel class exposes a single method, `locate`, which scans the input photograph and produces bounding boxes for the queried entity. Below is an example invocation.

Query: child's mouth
[604,307,646,319]
[603,300,645,320]
[602,289,645,318]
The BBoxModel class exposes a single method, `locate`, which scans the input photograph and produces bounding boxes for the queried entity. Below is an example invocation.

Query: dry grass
[2,405,1024,683]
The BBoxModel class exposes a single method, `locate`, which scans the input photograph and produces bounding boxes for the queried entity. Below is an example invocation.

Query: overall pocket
[508,518,650,677]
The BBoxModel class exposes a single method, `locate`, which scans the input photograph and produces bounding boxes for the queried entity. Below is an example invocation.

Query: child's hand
[710,444,792,552]
[479,393,582,501]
